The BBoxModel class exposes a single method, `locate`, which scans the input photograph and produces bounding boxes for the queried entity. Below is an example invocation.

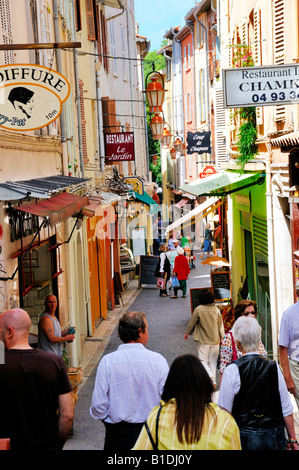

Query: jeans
[104,421,144,451]
[239,425,286,450]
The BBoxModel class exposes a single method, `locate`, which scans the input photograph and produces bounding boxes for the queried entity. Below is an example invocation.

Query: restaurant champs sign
[105,132,135,162]
[0,64,70,131]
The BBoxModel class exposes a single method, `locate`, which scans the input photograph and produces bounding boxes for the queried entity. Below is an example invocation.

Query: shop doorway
[18,235,59,327]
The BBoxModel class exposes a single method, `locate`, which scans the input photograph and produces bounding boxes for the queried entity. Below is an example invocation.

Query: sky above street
[135,0,197,51]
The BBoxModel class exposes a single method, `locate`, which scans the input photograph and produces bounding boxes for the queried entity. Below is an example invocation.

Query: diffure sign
[223,64,299,108]
[0,64,70,131]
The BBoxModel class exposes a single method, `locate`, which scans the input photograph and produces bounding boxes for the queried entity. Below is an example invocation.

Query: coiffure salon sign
[0,64,70,131]
[105,132,135,162]
[223,64,299,108]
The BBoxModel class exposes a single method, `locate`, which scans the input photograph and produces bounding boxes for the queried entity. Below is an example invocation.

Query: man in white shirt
[90,311,169,451]
[279,280,299,410]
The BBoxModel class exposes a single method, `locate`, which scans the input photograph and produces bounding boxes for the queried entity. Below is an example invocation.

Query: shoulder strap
[144,405,163,450]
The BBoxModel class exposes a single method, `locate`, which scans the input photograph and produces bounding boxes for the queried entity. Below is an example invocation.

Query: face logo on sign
[0,64,71,131]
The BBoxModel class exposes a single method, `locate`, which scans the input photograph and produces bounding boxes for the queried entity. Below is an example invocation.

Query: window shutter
[101,11,109,71]
[102,97,116,133]
[273,0,286,121]
[253,6,263,125]
[252,215,268,261]
[241,19,249,46]
[74,0,82,31]
[109,21,117,75]
[79,80,88,163]
[0,0,14,64]
[215,87,227,168]
[85,0,96,41]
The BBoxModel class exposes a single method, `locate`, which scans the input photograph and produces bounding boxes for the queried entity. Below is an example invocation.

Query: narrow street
[64,250,299,451]
[64,251,215,450]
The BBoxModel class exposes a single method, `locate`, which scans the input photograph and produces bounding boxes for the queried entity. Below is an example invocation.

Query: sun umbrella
[201,256,230,267]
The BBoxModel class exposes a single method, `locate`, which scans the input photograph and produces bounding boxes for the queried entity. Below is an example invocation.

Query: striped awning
[17,192,89,227]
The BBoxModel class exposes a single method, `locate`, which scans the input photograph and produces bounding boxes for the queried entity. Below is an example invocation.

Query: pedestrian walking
[279,280,299,410]
[184,288,224,388]
[89,311,169,452]
[170,247,190,298]
[200,223,215,259]
[218,316,298,450]
[166,238,179,269]
[0,309,74,450]
[38,294,75,356]
[133,354,241,450]
[154,243,171,297]
[219,300,267,384]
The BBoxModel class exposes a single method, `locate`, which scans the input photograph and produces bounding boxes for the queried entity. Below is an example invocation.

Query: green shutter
[252,215,268,261]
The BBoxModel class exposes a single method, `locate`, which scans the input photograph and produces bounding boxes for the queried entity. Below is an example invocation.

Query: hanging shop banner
[223,64,299,108]
[105,132,135,162]
[0,64,70,131]
[187,131,211,155]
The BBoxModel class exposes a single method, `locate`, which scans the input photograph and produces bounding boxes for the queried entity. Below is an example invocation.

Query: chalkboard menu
[138,255,159,287]
[210,270,231,301]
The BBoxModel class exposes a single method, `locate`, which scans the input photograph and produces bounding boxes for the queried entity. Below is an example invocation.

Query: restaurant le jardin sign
[105,132,135,163]
[0,64,70,131]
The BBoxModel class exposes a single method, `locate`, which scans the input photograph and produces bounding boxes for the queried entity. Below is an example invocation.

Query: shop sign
[105,132,135,162]
[223,64,299,108]
[187,131,211,155]
[199,166,217,179]
[0,64,70,131]
[122,176,143,194]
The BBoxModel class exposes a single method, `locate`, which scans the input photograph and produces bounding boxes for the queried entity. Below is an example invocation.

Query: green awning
[128,190,158,205]
[127,190,159,215]
[179,171,266,197]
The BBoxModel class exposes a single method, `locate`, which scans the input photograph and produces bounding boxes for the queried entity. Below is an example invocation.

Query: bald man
[0,309,74,450]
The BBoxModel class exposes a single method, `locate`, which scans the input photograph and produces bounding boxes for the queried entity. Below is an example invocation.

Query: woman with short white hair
[218,316,298,450]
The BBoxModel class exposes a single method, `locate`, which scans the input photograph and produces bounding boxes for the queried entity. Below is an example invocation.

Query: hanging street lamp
[152,154,158,166]
[161,125,173,148]
[150,113,165,141]
[144,65,166,114]
[174,135,184,153]
[170,147,176,159]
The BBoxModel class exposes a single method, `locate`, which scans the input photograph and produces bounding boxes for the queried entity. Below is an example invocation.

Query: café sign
[223,64,299,108]
[187,131,211,155]
[0,64,70,131]
[105,132,135,162]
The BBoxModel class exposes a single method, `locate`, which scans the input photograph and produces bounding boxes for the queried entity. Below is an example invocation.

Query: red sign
[105,132,135,162]
[199,166,217,178]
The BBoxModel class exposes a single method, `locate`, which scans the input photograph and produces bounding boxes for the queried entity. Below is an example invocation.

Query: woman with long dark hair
[133,355,241,450]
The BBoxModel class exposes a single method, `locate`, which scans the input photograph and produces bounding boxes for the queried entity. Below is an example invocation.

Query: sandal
[170,296,178,299]
[161,294,168,297]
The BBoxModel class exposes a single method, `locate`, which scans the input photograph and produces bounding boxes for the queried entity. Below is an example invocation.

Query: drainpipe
[53,0,68,175]
[265,145,278,361]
